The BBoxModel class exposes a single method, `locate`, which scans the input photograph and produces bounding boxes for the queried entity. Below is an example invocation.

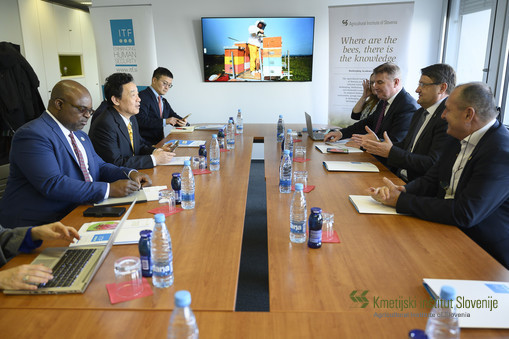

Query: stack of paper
[169,125,195,133]
[323,161,379,172]
[349,195,400,214]
[71,218,155,246]
[195,124,226,130]
[160,156,189,166]
[166,139,206,147]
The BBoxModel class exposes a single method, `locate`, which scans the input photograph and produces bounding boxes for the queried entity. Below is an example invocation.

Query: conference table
[1,124,508,338]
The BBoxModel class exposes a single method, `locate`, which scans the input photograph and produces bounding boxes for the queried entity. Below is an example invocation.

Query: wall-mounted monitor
[201,17,315,82]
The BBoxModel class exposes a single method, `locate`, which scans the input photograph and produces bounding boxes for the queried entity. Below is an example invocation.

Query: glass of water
[293,170,308,189]
[322,212,334,239]
[158,189,176,213]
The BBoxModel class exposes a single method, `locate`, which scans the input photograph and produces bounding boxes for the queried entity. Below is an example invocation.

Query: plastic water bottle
[290,183,307,243]
[217,129,225,149]
[209,134,220,171]
[283,129,294,159]
[277,115,285,142]
[181,160,195,209]
[226,118,235,150]
[168,290,199,339]
[279,149,292,193]
[236,109,243,134]
[151,213,173,288]
[425,286,460,339]
[308,207,323,249]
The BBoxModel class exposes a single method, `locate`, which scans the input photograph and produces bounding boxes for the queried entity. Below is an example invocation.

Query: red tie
[69,132,92,182]
[374,100,387,134]
[158,96,163,118]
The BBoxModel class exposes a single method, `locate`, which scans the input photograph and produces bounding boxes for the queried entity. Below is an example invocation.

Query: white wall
[0,0,24,55]
[92,0,444,125]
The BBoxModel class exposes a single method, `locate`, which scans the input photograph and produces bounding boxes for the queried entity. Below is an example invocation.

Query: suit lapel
[41,112,79,165]
[110,108,134,153]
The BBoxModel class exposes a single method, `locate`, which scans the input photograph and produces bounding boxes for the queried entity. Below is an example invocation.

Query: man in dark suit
[361,64,456,182]
[324,63,418,145]
[369,82,509,269]
[0,80,151,228]
[136,67,189,145]
[89,73,175,169]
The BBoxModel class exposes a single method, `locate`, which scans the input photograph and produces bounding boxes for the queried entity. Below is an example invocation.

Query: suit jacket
[0,226,29,266]
[396,120,509,269]
[387,99,452,182]
[136,87,183,145]
[89,106,155,169]
[340,88,418,143]
[0,112,132,228]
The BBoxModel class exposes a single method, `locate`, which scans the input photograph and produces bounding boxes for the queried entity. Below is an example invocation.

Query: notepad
[323,161,379,172]
[160,156,189,166]
[349,195,401,214]
[423,278,509,328]
[166,139,206,147]
[94,189,148,206]
[169,125,195,133]
[195,124,226,130]
[71,218,155,246]
[315,144,363,154]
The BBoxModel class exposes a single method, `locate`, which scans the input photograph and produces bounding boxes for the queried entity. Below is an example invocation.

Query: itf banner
[89,5,157,92]
[328,2,414,126]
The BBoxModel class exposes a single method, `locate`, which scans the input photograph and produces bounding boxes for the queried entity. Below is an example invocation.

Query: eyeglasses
[417,82,441,88]
[58,98,94,116]
[160,80,173,88]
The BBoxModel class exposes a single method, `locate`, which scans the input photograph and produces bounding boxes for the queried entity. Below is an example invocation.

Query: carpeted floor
[235,160,270,311]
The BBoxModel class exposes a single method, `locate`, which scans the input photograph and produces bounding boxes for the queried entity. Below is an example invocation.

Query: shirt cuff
[19,227,43,253]
[150,154,156,166]
[104,183,110,200]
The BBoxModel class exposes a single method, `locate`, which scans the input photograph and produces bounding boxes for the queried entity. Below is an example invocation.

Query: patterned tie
[374,100,388,134]
[127,122,134,153]
[158,95,163,118]
[69,132,92,182]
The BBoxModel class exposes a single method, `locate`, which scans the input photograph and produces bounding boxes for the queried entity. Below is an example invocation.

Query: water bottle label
[153,261,173,277]
[237,125,243,130]
[182,192,195,202]
[210,159,220,165]
[309,230,322,243]
[279,179,291,187]
[140,256,150,270]
[291,221,306,233]
[227,139,235,145]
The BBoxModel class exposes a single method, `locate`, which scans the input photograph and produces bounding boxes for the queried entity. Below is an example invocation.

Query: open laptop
[4,199,137,295]
[305,112,327,141]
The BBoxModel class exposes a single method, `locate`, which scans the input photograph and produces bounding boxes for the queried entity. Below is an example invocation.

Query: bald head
[48,80,93,131]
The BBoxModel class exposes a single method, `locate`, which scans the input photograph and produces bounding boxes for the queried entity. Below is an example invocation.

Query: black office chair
[0,163,9,199]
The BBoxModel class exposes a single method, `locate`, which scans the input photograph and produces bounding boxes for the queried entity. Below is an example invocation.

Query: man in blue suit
[360,63,456,182]
[325,63,418,145]
[0,80,152,228]
[369,82,509,269]
[136,67,189,145]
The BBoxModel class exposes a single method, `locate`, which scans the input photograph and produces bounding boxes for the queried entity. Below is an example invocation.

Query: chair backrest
[0,163,9,199]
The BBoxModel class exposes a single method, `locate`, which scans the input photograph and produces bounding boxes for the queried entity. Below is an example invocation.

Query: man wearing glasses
[360,63,456,182]
[0,80,152,229]
[136,67,189,145]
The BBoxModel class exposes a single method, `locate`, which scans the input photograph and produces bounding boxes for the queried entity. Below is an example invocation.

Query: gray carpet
[235,160,270,311]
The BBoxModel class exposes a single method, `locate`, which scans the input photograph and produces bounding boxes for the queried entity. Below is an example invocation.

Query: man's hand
[362,131,393,158]
[153,148,175,165]
[109,179,142,197]
[166,117,179,126]
[324,130,342,142]
[367,177,406,207]
[129,171,152,188]
[175,118,187,127]
[0,264,53,290]
[31,222,80,243]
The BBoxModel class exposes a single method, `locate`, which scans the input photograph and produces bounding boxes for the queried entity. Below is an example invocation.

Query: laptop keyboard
[40,248,97,288]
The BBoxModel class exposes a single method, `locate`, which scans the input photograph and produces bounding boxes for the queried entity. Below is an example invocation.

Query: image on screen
[201,17,315,82]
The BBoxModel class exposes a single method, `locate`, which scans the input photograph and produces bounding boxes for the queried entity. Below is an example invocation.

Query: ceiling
[42,0,91,12]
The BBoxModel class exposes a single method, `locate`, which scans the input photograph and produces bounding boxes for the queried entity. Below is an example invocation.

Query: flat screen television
[201,17,315,82]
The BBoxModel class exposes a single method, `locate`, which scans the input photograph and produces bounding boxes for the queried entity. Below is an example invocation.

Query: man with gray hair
[325,62,418,144]
[369,82,509,269]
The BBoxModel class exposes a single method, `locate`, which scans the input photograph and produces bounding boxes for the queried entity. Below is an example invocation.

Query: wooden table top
[264,134,509,314]
[0,129,252,311]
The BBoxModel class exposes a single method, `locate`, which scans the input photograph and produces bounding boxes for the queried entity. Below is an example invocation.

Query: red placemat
[147,206,184,216]
[322,230,340,243]
[293,138,303,142]
[106,277,153,304]
[220,149,229,152]
[293,158,310,163]
[291,185,315,193]
[192,169,212,175]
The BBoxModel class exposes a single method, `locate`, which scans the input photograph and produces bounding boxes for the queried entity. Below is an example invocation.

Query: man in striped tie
[89,73,176,169]
[136,67,189,145]
[0,80,152,229]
